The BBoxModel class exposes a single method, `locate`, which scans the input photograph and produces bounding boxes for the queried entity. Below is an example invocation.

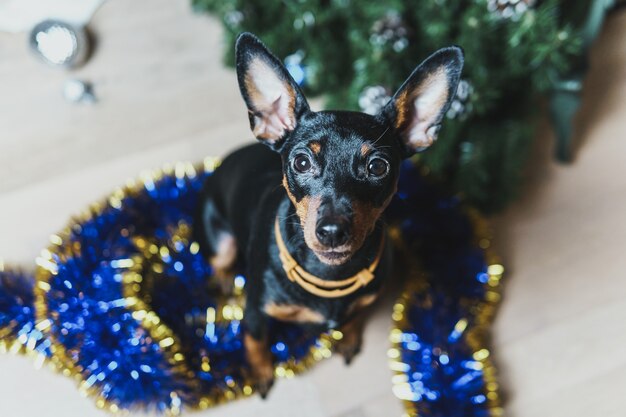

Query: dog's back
[195,143,281,252]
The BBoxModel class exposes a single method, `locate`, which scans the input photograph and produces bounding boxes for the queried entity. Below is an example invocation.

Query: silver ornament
[63,79,96,104]
[284,51,307,86]
[224,10,244,28]
[487,0,536,21]
[370,11,409,52]
[29,20,90,68]
[293,11,316,30]
[358,86,391,115]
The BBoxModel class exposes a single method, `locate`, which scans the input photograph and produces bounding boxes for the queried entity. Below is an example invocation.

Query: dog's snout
[314,196,352,248]
[315,216,350,248]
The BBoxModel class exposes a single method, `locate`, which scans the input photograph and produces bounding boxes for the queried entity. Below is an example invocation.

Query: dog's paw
[214,270,236,295]
[249,364,275,399]
[255,375,275,399]
[334,336,362,366]
[244,334,275,399]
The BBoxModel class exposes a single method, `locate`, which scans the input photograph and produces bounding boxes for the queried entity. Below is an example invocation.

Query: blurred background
[1,1,625,416]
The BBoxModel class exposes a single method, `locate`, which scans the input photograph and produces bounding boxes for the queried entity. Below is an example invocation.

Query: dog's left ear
[235,32,310,150]
[382,47,464,154]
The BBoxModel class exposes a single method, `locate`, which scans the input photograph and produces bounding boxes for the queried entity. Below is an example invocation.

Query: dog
[194,32,463,397]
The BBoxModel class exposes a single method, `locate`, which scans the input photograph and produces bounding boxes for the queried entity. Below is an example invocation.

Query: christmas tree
[192,0,591,212]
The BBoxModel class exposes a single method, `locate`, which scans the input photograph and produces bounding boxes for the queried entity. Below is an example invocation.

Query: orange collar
[274,218,384,298]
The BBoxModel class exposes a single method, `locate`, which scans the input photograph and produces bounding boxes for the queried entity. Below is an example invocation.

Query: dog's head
[235,33,463,265]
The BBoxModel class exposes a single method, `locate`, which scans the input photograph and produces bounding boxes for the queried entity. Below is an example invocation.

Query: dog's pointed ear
[382,47,464,154]
[235,32,310,150]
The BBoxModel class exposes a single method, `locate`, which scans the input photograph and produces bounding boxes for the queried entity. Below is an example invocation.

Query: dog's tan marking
[209,233,237,293]
[282,175,294,202]
[394,68,449,149]
[244,334,274,383]
[335,314,366,363]
[351,189,394,252]
[282,174,389,266]
[282,175,313,222]
[301,196,323,249]
[394,88,411,131]
[281,175,328,257]
[352,201,382,242]
[281,176,389,268]
[394,69,448,128]
[347,293,378,315]
[308,140,322,154]
[360,143,372,157]
[210,234,237,270]
[264,303,325,324]
[281,184,392,266]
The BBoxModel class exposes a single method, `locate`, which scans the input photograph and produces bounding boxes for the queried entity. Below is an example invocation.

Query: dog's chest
[261,291,378,328]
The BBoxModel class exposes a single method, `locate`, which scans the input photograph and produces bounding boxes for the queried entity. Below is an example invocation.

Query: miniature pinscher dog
[194,32,463,397]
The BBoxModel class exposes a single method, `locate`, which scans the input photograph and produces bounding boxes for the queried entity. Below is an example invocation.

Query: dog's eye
[293,154,312,173]
[367,158,389,178]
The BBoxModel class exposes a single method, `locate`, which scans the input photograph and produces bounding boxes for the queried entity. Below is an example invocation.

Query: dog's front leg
[243,301,274,398]
[335,313,366,365]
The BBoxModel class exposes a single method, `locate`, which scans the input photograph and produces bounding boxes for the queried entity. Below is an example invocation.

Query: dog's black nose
[316,217,350,247]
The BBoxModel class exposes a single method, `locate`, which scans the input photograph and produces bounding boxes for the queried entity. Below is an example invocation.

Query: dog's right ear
[381,47,464,155]
[235,32,310,150]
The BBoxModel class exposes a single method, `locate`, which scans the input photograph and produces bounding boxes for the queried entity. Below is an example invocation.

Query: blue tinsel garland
[0,159,503,416]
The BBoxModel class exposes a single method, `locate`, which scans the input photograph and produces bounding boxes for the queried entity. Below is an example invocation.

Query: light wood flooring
[1,2,625,416]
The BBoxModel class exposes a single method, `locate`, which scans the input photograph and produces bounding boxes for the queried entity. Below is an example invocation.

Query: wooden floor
[1,2,625,416]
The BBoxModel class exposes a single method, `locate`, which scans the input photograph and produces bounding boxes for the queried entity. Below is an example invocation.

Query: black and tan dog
[194,32,463,397]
